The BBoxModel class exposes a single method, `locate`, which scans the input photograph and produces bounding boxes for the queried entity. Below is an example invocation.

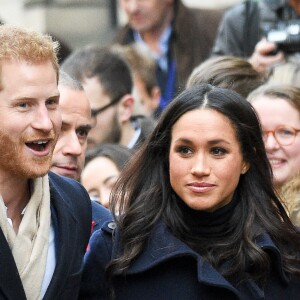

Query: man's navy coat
[0,171,110,300]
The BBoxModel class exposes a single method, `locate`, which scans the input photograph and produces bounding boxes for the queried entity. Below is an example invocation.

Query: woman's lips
[186,182,216,193]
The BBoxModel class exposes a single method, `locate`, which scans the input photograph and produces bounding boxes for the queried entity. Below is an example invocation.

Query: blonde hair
[0,24,60,88]
[268,62,300,88]
[187,56,265,98]
[247,84,300,114]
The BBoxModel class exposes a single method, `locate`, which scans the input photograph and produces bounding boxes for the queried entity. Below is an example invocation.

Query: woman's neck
[176,193,239,239]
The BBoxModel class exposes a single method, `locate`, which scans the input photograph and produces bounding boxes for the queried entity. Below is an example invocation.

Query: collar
[133,25,172,71]
[127,119,142,149]
[117,222,289,288]
[6,205,27,227]
[255,233,289,283]
[117,221,240,297]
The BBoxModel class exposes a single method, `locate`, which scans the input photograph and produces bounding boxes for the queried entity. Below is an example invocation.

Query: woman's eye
[211,147,227,156]
[278,128,294,136]
[177,146,192,155]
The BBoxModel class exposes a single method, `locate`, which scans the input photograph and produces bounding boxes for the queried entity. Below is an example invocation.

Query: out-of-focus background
[0,0,239,50]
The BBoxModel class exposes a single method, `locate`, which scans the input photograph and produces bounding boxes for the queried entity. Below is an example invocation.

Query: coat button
[107,222,116,230]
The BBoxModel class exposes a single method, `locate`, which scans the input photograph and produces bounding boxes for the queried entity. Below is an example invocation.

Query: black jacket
[80,220,300,299]
[212,0,300,58]
[0,171,109,300]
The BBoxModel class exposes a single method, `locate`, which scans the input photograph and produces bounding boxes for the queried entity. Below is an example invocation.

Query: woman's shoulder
[80,221,117,299]
[88,220,117,251]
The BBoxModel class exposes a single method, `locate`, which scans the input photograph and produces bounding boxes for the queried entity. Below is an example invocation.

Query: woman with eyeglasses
[248,84,300,226]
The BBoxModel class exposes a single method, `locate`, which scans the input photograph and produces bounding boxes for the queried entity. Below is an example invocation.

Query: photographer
[212,0,300,73]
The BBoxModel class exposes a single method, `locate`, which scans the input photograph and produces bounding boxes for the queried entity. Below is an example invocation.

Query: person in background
[186,55,266,98]
[80,84,300,299]
[112,43,161,119]
[51,70,92,181]
[81,143,133,209]
[248,84,300,226]
[212,0,300,73]
[0,24,91,300]
[62,45,155,151]
[115,0,224,115]
[267,60,300,87]
[51,70,111,232]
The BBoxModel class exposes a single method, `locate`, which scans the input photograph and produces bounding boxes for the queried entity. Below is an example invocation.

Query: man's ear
[150,86,161,112]
[118,94,134,123]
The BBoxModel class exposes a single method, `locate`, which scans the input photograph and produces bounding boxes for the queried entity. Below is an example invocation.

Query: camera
[264,20,300,54]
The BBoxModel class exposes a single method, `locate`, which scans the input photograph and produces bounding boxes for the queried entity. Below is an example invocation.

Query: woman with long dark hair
[80,84,300,299]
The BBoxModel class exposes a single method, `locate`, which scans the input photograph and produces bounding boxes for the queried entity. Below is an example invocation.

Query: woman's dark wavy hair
[107,84,300,287]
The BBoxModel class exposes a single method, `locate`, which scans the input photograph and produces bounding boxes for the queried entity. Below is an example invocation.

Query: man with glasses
[62,45,155,150]
[51,70,111,232]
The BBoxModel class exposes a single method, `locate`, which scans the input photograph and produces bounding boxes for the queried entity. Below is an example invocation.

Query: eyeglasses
[91,96,121,118]
[262,125,300,146]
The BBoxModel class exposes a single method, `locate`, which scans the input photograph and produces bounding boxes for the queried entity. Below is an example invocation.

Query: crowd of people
[0,0,300,299]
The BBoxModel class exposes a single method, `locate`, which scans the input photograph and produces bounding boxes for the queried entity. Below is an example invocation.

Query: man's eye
[18,102,29,109]
[46,98,59,106]
[77,129,89,138]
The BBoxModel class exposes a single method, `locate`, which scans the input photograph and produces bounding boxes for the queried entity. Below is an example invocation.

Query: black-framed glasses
[262,125,300,146]
[91,96,121,118]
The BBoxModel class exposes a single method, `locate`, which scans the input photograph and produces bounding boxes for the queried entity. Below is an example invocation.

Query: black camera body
[265,20,300,54]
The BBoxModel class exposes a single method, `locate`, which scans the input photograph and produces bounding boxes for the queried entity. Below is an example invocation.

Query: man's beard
[104,111,122,144]
[0,128,57,179]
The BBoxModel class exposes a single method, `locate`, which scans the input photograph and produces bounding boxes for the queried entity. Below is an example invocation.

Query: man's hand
[248,38,285,73]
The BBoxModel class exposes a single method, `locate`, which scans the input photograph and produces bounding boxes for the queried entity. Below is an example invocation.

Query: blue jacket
[91,201,112,233]
[80,220,300,300]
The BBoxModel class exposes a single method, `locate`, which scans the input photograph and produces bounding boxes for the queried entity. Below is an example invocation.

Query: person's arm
[248,38,285,73]
[212,5,248,57]
[79,226,113,299]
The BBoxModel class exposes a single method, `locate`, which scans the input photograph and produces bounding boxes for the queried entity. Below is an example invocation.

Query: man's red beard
[0,129,58,179]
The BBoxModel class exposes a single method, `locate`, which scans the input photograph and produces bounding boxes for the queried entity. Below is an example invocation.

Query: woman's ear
[241,161,250,174]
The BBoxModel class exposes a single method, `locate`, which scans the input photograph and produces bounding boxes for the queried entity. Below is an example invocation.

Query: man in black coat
[0,24,107,299]
[212,0,300,73]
